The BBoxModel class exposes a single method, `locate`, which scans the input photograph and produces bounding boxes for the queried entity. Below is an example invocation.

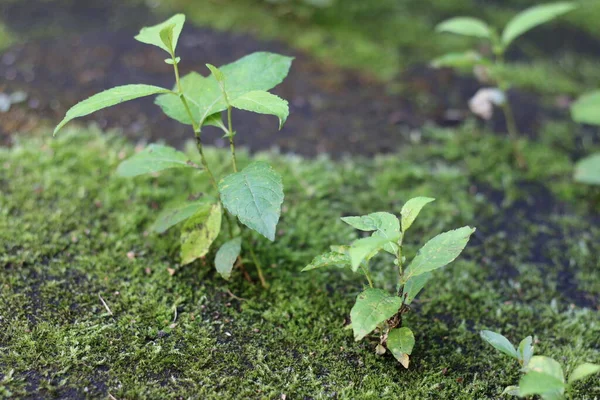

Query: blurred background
[1,0,599,156]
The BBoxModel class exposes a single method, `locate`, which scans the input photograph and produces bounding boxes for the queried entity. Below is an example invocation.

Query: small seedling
[481,330,600,399]
[433,2,577,168]
[303,197,475,368]
[571,91,600,185]
[53,15,294,287]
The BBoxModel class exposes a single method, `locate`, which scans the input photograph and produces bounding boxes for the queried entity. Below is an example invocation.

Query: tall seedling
[433,2,577,168]
[54,15,294,287]
[303,197,475,367]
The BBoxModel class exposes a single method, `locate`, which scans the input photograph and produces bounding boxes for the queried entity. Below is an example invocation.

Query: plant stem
[249,247,269,289]
[500,101,527,169]
[227,106,238,172]
[360,264,374,288]
[170,56,219,190]
[495,51,526,169]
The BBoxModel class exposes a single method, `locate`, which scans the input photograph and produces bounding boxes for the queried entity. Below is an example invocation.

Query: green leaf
[518,336,534,366]
[502,386,521,397]
[574,153,600,185]
[155,52,293,127]
[404,226,475,280]
[116,144,196,177]
[152,200,212,234]
[206,63,226,83]
[180,203,222,265]
[435,17,492,38]
[502,2,577,47]
[401,197,435,232]
[134,14,185,54]
[349,236,394,272]
[214,237,242,280]
[159,24,176,53]
[387,327,415,368]
[480,330,519,359]
[571,91,600,126]
[342,212,400,254]
[302,251,351,272]
[519,372,565,397]
[568,363,600,384]
[218,162,284,241]
[54,84,171,135]
[402,271,432,304]
[431,51,487,69]
[350,288,402,341]
[527,356,565,382]
[230,91,289,129]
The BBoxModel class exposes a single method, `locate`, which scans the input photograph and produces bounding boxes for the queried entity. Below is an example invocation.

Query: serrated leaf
[230,91,289,129]
[502,2,576,47]
[519,372,565,397]
[387,327,415,368]
[431,51,486,69]
[568,363,600,384]
[518,336,534,366]
[135,14,185,54]
[342,212,400,254]
[350,288,402,341]
[571,91,600,126]
[116,144,195,177]
[218,162,283,241]
[402,271,432,304]
[302,251,351,272]
[180,203,222,265]
[401,197,435,232]
[155,52,293,127]
[214,237,242,280]
[436,17,491,38]
[574,153,600,185]
[480,330,519,359]
[54,85,171,135]
[152,200,212,234]
[404,226,475,280]
[349,236,394,272]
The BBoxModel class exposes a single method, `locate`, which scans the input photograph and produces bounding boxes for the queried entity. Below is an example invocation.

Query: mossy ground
[1,121,599,398]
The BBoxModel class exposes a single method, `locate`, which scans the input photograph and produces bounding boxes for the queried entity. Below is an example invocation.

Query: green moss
[0,126,598,398]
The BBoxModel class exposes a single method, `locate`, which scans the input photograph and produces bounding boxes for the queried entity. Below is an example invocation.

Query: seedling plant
[481,330,600,399]
[570,90,600,185]
[53,15,294,287]
[303,197,475,367]
[433,2,577,168]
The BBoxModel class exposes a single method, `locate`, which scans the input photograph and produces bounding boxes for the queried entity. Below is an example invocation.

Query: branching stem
[170,55,219,190]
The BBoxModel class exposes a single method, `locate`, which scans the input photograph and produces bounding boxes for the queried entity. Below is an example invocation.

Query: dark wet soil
[0,0,546,155]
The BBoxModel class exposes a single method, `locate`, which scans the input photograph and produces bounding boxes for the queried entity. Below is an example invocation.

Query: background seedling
[481,330,600,399]
[303,197,475,367]
[571,90,600,185]
[53,15,294,287]
[433,2,577,169]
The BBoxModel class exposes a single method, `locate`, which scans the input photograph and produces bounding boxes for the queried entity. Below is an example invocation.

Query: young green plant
[53,15,293,287]
[571,90,600,185]
[303,197,475,368]
[481,330,600,399]
[433,2,577,168]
